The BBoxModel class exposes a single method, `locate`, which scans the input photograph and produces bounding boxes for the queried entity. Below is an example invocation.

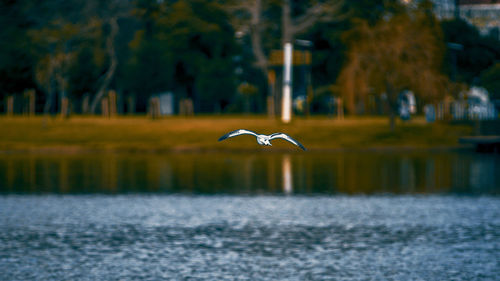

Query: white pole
[282,42,293,123]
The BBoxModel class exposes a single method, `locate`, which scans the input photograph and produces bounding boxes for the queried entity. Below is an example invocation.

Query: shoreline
[1,116,476,154]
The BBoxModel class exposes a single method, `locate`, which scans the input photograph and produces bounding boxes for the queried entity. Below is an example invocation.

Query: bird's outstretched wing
[218,129,258,141]
[269,133,306,151]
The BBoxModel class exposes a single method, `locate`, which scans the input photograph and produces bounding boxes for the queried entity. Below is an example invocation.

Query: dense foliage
[0,0,499,114]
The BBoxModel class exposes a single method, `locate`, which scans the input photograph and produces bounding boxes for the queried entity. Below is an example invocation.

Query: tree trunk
[385,81,398,131]
[24,89,36,116]
[60,96,69,119]
[108,90,117,117]
[82,93,90,114]
[90,17,119,114]
[249,0,267,75]
[389,110,396,131]
[248,0,274,116]
[43,89,55,116]
[116,90,124,115]
[149,97,161,120]
[127,96,136,115]
[337,97,344,120]
[59,74,69,118]
[6,95,14,116]
[101,97,109,118]
[42,89,55,128]
[29,90,36,116]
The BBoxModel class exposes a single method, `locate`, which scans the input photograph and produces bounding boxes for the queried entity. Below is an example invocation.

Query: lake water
[0,152,499,280]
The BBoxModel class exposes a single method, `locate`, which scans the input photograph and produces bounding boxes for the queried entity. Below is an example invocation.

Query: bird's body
[218,129,306,150]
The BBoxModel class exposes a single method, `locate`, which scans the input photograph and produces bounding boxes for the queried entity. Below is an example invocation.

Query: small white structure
[464,86,497,120]
[158,92,174,115]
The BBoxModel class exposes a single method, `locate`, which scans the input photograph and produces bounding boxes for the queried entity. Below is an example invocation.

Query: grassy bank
[0,115,473,152]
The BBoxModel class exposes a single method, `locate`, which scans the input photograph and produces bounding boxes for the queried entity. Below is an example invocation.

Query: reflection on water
[0,151,498,194]
[282,154,292,194]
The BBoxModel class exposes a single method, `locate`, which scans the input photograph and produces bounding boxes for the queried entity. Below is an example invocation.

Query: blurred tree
[226,0,345,114]
[22,0,132,116]
[68,46,100,107]
[480,63,500,100]
[127,0,237,113]
[228,0,344,73]
[306,1,398,89]
[441,19,500,85]
[167,0,237,112]
[86,0,132,114]
[125,29,172,98]
[89,17,119,113]
[0,0,36,107]
[337,1,448,130]
[30,19,82,115]
[122,0,164,93]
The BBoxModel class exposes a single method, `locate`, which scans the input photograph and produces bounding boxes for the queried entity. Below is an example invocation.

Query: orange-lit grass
[0,115,473,152]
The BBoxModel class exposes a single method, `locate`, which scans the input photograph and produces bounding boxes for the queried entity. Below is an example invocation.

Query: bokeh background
[1,0,499,119]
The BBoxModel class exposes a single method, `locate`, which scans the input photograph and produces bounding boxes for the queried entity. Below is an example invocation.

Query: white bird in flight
[218,129,306,151]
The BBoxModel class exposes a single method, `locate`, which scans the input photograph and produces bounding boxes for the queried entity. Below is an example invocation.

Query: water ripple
[0,195,499,280]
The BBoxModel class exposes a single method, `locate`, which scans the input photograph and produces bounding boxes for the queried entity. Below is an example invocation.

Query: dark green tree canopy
[441,19,500,84]
[1,0,499,115]
[126,0,238,112]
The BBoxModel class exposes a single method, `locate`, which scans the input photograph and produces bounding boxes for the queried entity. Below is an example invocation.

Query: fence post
[101,97,109,118]
[60,97,69,119]
[179,99,185,115]
[127,96,136,115]
[23,89,36,116]
[108,90,117,117]
[179,98,194,116]
[187,98,193,115]
[149,97,161,119]
[81,94,90,114]
[30,90,35,116]
[6,95,14,116]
